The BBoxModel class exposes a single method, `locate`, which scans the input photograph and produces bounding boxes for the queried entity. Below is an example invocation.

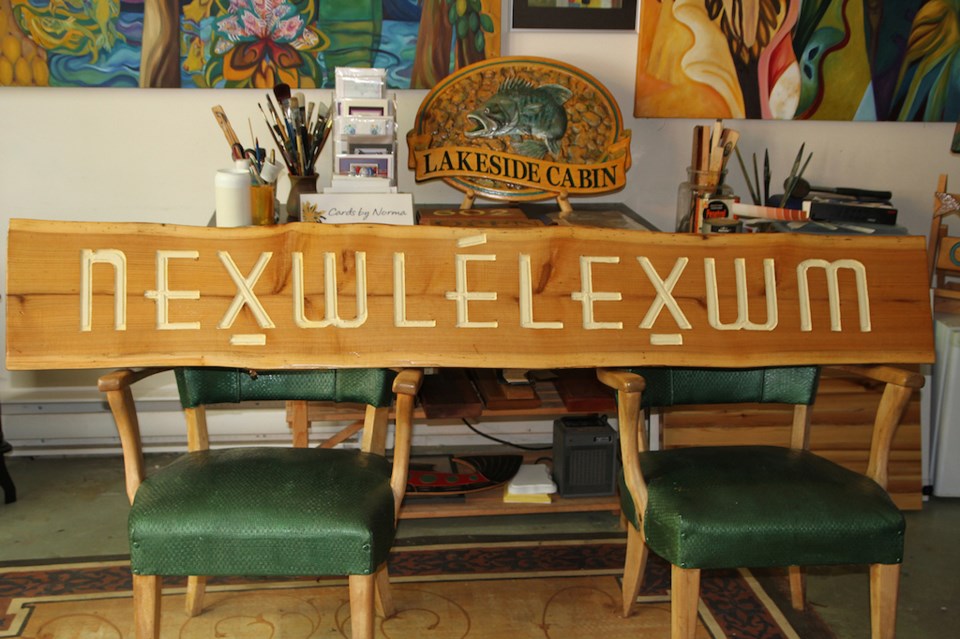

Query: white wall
[1,4,956,448]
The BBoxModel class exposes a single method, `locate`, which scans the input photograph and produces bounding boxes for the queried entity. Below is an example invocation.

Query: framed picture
[512,0,637,31]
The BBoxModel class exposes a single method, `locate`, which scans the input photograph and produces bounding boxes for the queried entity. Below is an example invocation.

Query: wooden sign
[6,219,934,371]
[407,56,631,203]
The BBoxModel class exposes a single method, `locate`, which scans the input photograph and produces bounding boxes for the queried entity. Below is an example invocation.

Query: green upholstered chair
[98,366,422,639]
[598,365,923,639]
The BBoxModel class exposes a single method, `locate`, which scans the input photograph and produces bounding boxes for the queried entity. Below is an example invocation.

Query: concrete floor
[1,453,958,638]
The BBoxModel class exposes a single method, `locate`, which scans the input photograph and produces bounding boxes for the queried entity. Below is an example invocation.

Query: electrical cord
[460,418,552,451]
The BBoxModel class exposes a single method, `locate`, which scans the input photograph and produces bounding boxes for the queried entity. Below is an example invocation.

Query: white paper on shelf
[507,464,558,495]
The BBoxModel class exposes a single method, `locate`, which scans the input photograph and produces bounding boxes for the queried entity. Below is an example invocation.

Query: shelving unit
[289,374,622,519]
[289,366,924,518]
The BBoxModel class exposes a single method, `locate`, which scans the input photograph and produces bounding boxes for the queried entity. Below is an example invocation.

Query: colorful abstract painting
[0,0,500,88]
[634,0,960,121]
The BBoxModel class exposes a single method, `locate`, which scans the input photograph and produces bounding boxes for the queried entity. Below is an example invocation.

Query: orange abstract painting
[634,1,960,122]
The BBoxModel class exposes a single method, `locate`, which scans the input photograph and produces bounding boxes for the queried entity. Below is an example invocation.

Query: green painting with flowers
[0,0,499,89]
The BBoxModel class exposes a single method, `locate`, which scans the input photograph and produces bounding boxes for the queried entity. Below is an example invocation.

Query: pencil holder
[250,183,277,226]
[286,173,318,222]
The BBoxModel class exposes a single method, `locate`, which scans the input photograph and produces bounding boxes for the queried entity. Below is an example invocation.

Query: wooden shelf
[400,486,619,519]
[297,375,609,424]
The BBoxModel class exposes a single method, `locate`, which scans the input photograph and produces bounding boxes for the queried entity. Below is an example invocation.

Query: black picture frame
[512,0,637,31]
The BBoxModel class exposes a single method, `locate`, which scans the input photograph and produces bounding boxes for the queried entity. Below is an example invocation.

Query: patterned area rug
[0,539,834,638]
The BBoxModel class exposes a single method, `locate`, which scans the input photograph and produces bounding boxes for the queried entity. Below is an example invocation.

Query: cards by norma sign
[299,193,415,225]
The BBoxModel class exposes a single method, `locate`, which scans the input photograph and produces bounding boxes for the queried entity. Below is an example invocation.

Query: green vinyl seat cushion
[619,445,905,570]
[129,447,396,577]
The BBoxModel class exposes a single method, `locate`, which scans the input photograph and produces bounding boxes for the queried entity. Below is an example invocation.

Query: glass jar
[675,167,733,233]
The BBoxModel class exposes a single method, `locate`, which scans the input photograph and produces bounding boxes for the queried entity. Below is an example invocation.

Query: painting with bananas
[0,0,500,88]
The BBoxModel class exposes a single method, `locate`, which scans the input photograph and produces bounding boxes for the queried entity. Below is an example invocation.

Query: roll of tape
[702,217,742,234]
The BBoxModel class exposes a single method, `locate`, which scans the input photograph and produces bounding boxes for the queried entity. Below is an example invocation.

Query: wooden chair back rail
[927,175,960,316]
[928,174,950,281]
[6,220,934,371]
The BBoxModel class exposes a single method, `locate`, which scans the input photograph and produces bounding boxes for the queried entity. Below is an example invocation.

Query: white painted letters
[393,252,436,328]
[292,251,369,328]
[144,250,200,330]
[797,259,871,332]
[446,253,498,328]
[638,257,691,330]
[519,254,563,329]
[218,251,275,329]
[571,256,622,329]
[80,249,128,331]
[704,258,779,331]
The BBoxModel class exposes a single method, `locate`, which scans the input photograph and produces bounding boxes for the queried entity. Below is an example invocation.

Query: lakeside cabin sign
[6,220,934,371]
[406,56,632,207]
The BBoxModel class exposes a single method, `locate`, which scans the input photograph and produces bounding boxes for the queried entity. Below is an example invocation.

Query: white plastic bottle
[214,160,253,227]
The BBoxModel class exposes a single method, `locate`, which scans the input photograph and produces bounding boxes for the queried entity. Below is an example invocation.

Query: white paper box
[337,98,394,117]
[335,67,386,99]
[336,116,395,138]
[507,464,557,495]
[324,175,397,194]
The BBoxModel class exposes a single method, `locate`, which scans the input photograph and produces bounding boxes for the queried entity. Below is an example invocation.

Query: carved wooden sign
[6,220,934,371]
[406,56,632,202]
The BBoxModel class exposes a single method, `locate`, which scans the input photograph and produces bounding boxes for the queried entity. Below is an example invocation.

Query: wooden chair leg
[621,524,649,618]
[788,565,805,611]
[289,400,310,448]
[348,573,377,639]
[133,574,161,639]
[374,564,395,618]
[184,576,207,617]
[870,563,901,639]
[671,565,700,639]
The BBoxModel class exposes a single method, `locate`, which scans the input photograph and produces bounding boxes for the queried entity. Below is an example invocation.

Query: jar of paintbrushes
[259,83,334,222]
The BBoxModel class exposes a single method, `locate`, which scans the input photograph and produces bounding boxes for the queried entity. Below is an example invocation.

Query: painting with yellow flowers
[0,0,500,88]
[634,0,960,121]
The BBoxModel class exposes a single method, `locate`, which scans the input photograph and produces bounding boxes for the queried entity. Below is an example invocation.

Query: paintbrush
[763,149,771,205]
[273,83,292,110]
[734,146,760,205]
[258,103,296,172]
[719,128,739,173]
[708,120,725,172]
[211,105,242,157]
[784,152,813,201]
[752,153,760,204]
[263,97,289,145]
[783,143,806,201]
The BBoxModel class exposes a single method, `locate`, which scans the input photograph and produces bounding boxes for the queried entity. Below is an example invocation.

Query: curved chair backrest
[627,366,821,409]
[175,367,396,408]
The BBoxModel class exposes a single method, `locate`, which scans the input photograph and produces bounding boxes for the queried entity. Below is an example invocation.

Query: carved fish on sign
[465,78,573,158]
